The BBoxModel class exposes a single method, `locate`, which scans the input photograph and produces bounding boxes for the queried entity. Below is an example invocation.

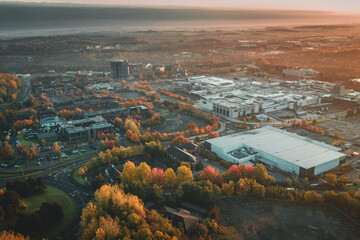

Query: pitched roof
[164,206,200,232]
[178,142,198,151]
[166,146,196,163]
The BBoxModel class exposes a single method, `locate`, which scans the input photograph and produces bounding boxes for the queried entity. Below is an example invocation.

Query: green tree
[91,173,104,190]
[152,184,163,200]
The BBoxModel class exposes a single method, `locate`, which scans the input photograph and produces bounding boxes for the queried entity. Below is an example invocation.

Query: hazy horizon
[1,2,360,39]
[1,0,360,14]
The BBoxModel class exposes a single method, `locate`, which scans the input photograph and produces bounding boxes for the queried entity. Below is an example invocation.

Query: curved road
[0,157,94,240]
[45,163,93,240]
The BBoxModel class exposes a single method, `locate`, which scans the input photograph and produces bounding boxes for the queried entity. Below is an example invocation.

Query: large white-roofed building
[188,75,235,92]
[205,127,346,177]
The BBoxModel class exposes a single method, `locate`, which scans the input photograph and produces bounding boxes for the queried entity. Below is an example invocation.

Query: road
[44,163,93,240]
[0,155,94,240]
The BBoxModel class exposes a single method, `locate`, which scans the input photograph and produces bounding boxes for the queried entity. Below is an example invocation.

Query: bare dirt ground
[317,119,360,143]
[220,198,360,240]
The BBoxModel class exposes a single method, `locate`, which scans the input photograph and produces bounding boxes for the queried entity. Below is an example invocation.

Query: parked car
[61,153,68,158]
[14,164,21,168]
[80,149,86,153]
[0,163,7,168]
[72,150,78,154]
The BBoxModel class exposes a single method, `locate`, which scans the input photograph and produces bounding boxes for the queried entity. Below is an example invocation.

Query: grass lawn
[160,109,173,117]
[124,139,134,146]
[23,185,76,238]
[16,132,38,147]
[73,168,89,186]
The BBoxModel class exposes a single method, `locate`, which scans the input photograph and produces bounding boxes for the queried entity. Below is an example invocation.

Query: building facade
[205,127,345,177]
[60,117,112,144]
[111,60,129,79]
[166,142,198,169]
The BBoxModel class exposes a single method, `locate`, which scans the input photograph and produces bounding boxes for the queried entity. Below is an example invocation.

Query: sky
[1,0,360,14]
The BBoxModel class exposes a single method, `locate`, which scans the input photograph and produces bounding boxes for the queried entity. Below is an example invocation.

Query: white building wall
[263,103,288,113]
[314,158,340,175]
[199,99,213,111]
[211,144,301,175]
[211,144,228,161]
[230,109,239,118]
[257,150,300,174]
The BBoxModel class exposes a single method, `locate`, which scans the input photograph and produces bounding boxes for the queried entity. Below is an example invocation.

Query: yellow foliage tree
[176,165,193,184]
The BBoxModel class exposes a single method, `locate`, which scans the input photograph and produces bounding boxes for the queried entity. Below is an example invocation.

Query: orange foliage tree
[170,135,190,146]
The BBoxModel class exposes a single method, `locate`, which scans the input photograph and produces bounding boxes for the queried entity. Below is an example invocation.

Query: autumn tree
[79,185,182,240]
[254,164,274,185]
[165,168,177,188]
[186,122,197,130]
[0,74,22,103]
[176,165,193,183]
[0,230,29,240]
[40,139,46,149]
[170,135,190,146]
[151,168,166,186]
[52,142,61,157]
[208,132,219,139]
[144,141,164,157]
[325,174,337,187]
[1,141,14,160]
[304,191,324,204]
[199,166,222,184]
[221,182,234,196]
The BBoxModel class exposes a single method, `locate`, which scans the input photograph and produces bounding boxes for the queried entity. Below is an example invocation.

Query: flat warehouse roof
[206,126,345,169]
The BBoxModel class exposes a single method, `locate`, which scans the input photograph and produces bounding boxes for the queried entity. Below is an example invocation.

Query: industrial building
[198,91,319,118]
[188,75,235,92]
[39,116,64,128]
[192,76,321,119]
[205,127,346,177]
[110,60,129,79]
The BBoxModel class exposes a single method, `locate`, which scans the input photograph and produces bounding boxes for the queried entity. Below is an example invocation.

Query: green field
[16,132,38,147]
[23,185,76,238]
[73,168,89,186]
[160,109,173,117]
